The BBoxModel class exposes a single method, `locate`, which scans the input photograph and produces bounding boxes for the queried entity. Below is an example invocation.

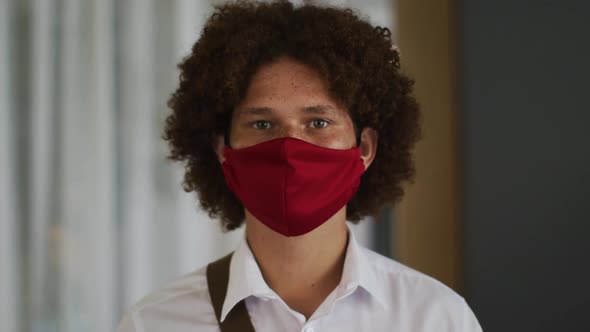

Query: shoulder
[116,266,218,332]
[363,247,462,299]
[361,248,482,331]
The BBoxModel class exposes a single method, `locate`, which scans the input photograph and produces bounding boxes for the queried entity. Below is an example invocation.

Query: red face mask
[221,137,366,237]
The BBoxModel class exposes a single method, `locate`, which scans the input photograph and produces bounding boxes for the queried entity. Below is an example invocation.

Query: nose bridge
[278,121,304,140]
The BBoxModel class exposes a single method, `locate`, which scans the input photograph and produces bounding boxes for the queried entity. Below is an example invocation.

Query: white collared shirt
[117,230,483,332]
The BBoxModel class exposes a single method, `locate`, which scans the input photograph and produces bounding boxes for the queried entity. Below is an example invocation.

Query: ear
[214,135,226,164]
[359,127,378,171]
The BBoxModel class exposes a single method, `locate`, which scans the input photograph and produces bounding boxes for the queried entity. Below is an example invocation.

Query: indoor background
[1,0,588,331]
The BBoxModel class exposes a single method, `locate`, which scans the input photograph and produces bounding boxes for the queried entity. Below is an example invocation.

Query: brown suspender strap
[206,253,256,332]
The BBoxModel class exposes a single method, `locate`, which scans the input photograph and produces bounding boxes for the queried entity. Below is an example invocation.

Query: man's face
[228,57,358,150]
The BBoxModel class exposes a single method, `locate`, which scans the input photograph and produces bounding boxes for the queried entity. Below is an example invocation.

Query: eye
[252,120,271,130]
[311,119,329,129]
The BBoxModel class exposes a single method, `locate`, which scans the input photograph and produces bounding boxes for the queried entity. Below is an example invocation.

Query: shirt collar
[220,226,387,321]
[221,236,275,322]
[340,228,389,309]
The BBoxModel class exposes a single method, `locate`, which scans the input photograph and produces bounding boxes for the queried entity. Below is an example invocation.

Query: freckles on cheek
[319,130,354,150]
[342,122,358,148]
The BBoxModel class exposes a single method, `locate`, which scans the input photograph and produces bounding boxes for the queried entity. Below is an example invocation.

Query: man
[118,1,483,331]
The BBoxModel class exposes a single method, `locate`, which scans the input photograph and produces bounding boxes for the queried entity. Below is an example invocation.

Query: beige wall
[392,0,462,292]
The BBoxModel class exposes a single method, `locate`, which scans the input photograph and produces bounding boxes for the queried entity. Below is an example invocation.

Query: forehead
[248,57,323,87]
[235,57,348,117]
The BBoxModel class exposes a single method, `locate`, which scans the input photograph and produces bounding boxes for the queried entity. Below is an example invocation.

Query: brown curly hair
[164,0,421,231]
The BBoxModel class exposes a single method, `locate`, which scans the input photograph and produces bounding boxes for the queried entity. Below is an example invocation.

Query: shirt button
[303,327,314,332]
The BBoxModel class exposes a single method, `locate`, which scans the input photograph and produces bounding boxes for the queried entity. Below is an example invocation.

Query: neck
[245,208,349,320]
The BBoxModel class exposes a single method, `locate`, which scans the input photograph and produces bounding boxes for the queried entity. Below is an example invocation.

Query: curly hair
[164,0,421,231]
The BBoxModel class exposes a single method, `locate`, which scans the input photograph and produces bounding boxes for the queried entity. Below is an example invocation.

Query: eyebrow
[303,104,339,116]
[236,104,340,117]
[236,107,273,116]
